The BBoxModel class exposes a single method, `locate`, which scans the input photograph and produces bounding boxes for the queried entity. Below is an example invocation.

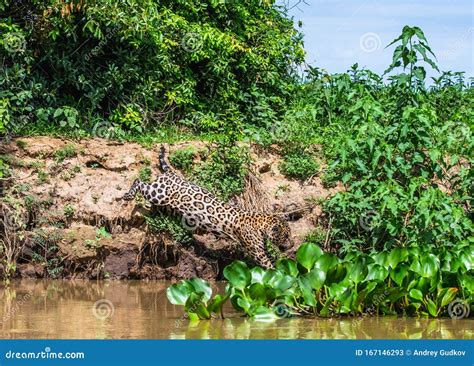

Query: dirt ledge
[1,137,341,280]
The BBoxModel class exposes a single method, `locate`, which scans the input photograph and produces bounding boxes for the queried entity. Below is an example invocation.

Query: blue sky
[282,0,473,80]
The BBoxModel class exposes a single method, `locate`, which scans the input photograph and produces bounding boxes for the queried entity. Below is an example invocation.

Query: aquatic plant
[167,242,473,319]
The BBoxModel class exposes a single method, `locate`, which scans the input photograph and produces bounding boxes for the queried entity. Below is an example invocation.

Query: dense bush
[276,27,473,253]
[0,0,304,136]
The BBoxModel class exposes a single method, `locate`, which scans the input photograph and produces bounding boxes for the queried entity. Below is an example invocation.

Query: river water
[0,280,471,339]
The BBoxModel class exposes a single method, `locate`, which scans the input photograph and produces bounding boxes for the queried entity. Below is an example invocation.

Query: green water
[0,280,471,339]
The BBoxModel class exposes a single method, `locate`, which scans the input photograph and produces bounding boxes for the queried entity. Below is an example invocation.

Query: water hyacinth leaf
[276,259,299,277]
[314,253,339,273]
[248,283,270,304]
[348,257,368,284]
[250,267,266,284]
[459,274,474,293]
[372,251,389,267]
[426,298,438,317]
[390,263,409,286]
[388,247,408,269]
[207,295,228,314]
[366,263,389,281]
[419,254,440,278]
[236,297,252,313]
[460,250,474,271]
[297,277,317,307]
[326,263,347,284]
[409,259,422,274]
[253,306,279,320]
[328,282,349,300]
[409,288,423,301]
[185,292,210,320]
[296,243,323,271]
[224,261,251,290]
[188,278,212,302]
[305,267,326,290]
[438,288,458,308]
[166,281,194,305]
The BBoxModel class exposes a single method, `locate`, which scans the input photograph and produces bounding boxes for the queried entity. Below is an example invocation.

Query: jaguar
[122,146,292,268]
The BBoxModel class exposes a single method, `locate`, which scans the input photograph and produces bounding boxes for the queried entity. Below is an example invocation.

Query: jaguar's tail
[159,145,170,172]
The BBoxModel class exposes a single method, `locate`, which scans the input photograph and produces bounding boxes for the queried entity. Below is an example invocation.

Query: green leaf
[409,288,423,301]
[166,281,193,305]
[304,268,326,290]
[390,263,409,286]
[388,247,408,269]
[438,288,458,308]
[248,283,270,304]
[366,264,389,282]
[297,277,317,307]
[252,306,279,320]
[224,261,251,290]
[188,278,212,302]
[207,295,228,314]
[426,298,438,317]
[296,243,323,271]
[185,292,210,320]
[419,254,440,278]
[314,253,339,273]
[276,258,299,277]
[347,257,368,284]
[250,267,266,284]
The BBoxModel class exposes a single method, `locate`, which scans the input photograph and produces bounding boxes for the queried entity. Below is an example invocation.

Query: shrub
[279,153,319,180]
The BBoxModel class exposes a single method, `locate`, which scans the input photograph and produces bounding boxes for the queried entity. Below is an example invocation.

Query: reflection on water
[0,280,471,339]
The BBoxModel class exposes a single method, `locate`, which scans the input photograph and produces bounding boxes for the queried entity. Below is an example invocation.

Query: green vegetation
[0,0,471,318]
[145,211,193,245]
[169,147,197,173]
[168,242,472,319]
[279,153,319,180]
[0,0,303,138]
[167,26,473,319]
[54,144,77,163]
[138,166,153,183]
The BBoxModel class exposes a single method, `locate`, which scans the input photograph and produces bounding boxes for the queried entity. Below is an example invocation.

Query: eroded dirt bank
[0,137,340,280]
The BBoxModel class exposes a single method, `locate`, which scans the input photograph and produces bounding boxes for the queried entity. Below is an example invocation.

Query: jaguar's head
[268,217,292,251]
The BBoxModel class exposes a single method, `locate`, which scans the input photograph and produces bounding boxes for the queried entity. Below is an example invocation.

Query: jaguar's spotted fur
[122,146,292,268]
